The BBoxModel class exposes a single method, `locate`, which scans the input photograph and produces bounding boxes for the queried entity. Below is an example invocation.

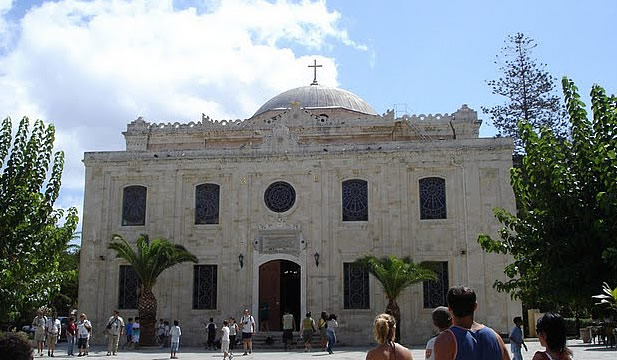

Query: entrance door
[259,260,301,331]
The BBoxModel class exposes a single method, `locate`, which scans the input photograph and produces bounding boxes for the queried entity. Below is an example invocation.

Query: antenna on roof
[308,59,322,85]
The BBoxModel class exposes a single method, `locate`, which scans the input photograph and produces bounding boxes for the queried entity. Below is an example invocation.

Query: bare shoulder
[396,343,413,360]
[531,351,547,360]
[434,330,456,360]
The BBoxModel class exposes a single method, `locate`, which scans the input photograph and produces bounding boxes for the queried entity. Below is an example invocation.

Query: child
[124,318,133,349]
[425,306,452,360]
[509,316,527,360]
[207,317,217,350]
[170,320,182,359]
[221,320,231,360]
[132,317,141,349]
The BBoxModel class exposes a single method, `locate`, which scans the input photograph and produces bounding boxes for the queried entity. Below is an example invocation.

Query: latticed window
[342,179,368,221]
[193,265,217,309]
[118,265,140,309]
[195,183,220,224]
[423,261,449,308]
[264,181,296,213]
[122,185,147,226]
[419,177,446,219]
[343,262,370,309]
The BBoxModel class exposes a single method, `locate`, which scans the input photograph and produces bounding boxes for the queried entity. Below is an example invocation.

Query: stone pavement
[40,339,616,360]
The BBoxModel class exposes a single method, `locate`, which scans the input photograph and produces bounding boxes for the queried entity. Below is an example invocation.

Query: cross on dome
[308,59,322,85]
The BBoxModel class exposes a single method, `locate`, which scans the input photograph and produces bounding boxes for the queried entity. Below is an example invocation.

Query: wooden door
[259,261,281,331]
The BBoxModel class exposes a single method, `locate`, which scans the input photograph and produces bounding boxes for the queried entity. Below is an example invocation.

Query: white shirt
[170,325,182,343]
[229,323,238,336]
[222,326,230,341]
[107,316,124,335]
[326,319,338,332]
[425,336,437,360]
[241,315,255,333]
[46,318,61,335]
[77,320,91,338]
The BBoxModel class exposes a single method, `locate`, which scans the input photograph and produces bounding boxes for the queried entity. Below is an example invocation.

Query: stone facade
[79,88,520,346]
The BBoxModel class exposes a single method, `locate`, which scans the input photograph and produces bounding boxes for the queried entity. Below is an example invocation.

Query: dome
[253,85,378,117]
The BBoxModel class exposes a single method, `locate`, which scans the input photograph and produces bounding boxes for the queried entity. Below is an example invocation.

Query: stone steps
[245,331,325,350]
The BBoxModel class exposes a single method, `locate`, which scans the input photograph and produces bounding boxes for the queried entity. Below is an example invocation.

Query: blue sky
[0,0,615,237]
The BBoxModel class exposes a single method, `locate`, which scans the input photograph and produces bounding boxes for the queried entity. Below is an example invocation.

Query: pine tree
[483,33,568,151]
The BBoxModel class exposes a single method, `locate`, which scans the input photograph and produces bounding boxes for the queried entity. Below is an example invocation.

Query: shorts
[221,340,230,352]
[78,338,88,348]
[283,329,293,343]
[303,330,313,343]
[47,334,58,345]
[132,334,140,343]
[242,332,253,340]
[171,341,179,352]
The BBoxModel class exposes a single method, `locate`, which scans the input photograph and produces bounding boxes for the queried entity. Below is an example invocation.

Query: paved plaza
[40,339,616,360]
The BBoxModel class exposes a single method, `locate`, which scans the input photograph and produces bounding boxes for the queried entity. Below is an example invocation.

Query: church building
[78,64,520,345]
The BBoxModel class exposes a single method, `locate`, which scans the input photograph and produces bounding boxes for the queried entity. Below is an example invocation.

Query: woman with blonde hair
[366,314,412,360]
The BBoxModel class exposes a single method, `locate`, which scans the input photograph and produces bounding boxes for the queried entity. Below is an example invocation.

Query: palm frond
[108,233,198,289]
[356,255,437,301]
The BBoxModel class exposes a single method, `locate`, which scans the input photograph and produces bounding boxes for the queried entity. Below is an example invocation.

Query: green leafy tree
[0,116,78,321]
[478,78,617,313]
[482,33,568,151]
[356,255,436,342]
[49,245,80,315]
[108,234,197,345]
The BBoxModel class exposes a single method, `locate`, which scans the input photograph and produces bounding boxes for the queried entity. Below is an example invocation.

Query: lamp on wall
[314,252,320,267]
[238,253,244,268]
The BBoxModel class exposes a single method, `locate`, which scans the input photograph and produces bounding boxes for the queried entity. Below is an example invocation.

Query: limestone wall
[79,136,519,346]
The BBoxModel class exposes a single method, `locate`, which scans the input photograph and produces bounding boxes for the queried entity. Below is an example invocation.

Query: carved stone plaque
[254,227,305,255]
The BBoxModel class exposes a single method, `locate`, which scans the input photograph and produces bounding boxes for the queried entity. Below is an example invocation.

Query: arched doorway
[258,260,301,331]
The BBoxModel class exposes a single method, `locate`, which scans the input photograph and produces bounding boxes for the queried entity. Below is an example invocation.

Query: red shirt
[67,322,76,336]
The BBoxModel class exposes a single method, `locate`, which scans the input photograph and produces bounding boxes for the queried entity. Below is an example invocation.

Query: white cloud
[0,0,365,220]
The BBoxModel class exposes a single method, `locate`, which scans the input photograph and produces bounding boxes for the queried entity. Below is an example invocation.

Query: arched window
[122,185,147,226]
[195,183,220,224]
[342,179,368,221]
[419,177,446,219]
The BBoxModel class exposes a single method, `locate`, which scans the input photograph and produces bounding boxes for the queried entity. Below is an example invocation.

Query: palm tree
[108,234,197,345]
[356,255,437,343]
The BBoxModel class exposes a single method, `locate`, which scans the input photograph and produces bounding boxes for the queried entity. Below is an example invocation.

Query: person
[132,317,141,349]
[425,307,452,360]
[123,318,134,350]
[32,310,47,357]
[106,310,125,356]
[434,286,509,360]
[170,320,182,359]
[319,312,328,351]
[66,316,76,357]
[164,321,171,348]
[325,313,338,354]
[282,309,296,351]
[221,320,231,360]
[532,312,573,360]
[259,301,270,331]
[366,313,413,360]
[510,316,527,360]
[157,319,166,347]
[302,312,316,352]
[229,318,239,353]
[0,332,34,360]
[76,313,92,357]
[207,317,217,350]
[46,312,61,357]
[240,309,255,355]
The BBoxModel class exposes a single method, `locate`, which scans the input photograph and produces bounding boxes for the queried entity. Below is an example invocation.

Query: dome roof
[253,85,378,117]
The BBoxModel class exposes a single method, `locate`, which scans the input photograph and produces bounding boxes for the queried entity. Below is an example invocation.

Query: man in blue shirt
[509,317,527,360]
[434,286,509,360]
